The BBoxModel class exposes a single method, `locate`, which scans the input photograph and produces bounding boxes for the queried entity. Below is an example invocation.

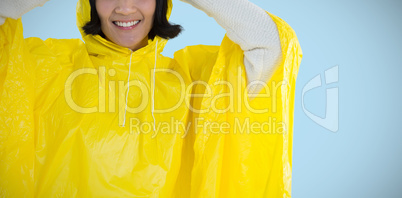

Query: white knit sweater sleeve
[0,0,49,25]
[180,0,282,94]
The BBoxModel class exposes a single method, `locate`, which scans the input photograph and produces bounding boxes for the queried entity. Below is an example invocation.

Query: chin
[116,40,139,49]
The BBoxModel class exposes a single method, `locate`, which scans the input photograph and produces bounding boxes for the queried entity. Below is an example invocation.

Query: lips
[113,20,141,28]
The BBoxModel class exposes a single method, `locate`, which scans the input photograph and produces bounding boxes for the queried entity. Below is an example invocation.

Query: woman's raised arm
[180,0,282,94]
[0,0,49,25]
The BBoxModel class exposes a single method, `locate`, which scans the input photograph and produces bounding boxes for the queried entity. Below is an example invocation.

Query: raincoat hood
[76,0,172,57]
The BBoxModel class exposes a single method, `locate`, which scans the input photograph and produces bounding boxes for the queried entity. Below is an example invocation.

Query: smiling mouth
[113,20,141,28]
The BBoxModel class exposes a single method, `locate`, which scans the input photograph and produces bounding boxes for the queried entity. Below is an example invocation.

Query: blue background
[22,0,402,197]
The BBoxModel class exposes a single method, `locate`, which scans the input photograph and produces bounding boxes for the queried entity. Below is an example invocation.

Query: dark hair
[82,0,182,40]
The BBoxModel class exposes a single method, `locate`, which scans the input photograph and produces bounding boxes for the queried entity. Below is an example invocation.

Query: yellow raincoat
[0,0,302,197]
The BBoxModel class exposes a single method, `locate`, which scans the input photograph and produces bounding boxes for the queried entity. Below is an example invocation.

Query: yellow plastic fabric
[0,0,302,197]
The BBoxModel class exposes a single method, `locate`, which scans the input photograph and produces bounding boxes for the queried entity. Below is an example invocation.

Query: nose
[115,0,138,15]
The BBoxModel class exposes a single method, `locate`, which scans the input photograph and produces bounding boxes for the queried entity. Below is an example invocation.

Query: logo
[302,65,339,132]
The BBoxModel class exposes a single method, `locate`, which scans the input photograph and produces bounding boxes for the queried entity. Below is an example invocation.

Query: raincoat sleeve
[0,14,84,197]
[0,17,37,197]
[173,12,302,198]
[1,8,52,198]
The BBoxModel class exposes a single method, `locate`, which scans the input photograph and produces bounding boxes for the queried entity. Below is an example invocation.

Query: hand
[0,0,50,20]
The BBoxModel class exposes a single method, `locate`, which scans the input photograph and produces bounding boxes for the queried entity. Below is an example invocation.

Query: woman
[0,0,302,197]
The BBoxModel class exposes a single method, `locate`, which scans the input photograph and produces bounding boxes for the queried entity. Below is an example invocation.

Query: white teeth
[114,21,140,27]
